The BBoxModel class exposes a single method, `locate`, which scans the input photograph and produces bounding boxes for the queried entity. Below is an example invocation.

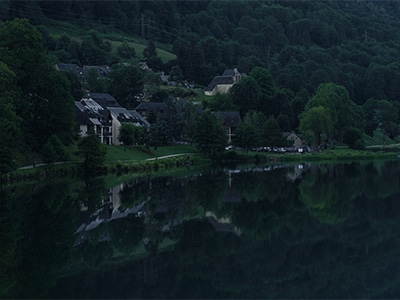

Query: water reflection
[1,161,400,298]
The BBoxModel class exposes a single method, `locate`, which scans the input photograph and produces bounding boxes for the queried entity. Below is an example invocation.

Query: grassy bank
[3,145,399,185]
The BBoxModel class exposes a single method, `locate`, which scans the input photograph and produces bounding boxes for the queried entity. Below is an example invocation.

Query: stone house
[204,68,243,96]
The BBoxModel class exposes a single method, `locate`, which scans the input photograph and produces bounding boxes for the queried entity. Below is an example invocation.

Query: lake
[1,160,400,298]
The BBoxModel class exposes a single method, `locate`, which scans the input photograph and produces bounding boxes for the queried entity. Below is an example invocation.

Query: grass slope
[45,20,176,62]
[104,144,198,165]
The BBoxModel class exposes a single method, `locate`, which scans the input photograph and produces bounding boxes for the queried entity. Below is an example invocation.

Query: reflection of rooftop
[205,211,241,236]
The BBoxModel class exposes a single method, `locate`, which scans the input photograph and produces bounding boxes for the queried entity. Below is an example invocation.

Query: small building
[284,132,303,149]
[83,65,112,78]
[205,68,243,96]
[55,63,85,83]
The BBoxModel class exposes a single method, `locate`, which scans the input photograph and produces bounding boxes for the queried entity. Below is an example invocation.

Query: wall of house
[216,84,234,94]
[112,117,122,146]
[287,134,302,148]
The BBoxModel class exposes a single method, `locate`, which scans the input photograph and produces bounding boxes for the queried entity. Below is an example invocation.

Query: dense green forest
[1,0,400,174]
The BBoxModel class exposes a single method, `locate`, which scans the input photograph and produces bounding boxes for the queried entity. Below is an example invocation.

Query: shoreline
[2,149,399,185]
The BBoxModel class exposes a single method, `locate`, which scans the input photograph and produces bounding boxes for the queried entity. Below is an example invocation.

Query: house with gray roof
[77,93,148,145]
[205,68,243,96]
[75,101,113,144]
[55,63,85,83]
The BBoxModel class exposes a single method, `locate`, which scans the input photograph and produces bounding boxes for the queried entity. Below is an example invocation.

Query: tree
[108,65,144,109]
[299,106,333,150]
[143,40,157,58]
[118,124,138,148]
[0,62,20,174]
[117,41,136,59]
[249,67,275,99]
[376,99,399,139]
[305,83,363,143]
[0,19,76,154]
[78,131,107,175]
[194,111,227,158]
[233,123,258,152]
[261,115,285,147]
[229,76,261,114]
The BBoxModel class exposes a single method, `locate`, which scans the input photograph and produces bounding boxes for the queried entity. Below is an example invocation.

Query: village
[56,62,306,153]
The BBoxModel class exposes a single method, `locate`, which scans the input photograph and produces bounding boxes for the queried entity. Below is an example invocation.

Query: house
[74,101,113,145]
[204,68,243,96]
[283,132,304,149]
[78,93,148,145]
[212,111,242,143]
[83,65,112,78]
[55,63,85,83]
[107,106,149,145]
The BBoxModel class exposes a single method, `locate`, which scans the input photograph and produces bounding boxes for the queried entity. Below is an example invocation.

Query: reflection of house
[205,68,243,96]
[286,164,305,182]
[205,212,241,236]
[284,132,303,148]
[213,111,242,142]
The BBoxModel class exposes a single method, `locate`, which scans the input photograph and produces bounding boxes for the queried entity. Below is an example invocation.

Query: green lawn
[104,144,198,165]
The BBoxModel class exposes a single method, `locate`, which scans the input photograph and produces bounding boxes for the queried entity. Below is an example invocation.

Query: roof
[55,63,84,78]
[80,99,104,111]
[83,65,112,77]
[213,111,242,128]
[74,101,104,125]
[82,93,121,109]
[128,110,150,127]
[107,107,149,126]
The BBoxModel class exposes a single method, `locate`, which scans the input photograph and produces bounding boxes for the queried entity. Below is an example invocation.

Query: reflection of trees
[187,169,229,217]
[299,164,363,224]
[0,189,23,298]
[363,161,400,200]
[119,177,150,208]
[5,162,400,298]
[77,177,107,213]
[233,167,292,203]
[1,183,77,298]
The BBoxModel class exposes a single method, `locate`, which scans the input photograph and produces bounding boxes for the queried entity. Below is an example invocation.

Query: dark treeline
[2,0,400,103]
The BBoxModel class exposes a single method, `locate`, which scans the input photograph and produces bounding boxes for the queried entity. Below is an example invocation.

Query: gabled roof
[55,63,84,79]
[83,65,111,77]
[55,63,83,72]
[82,93,121,109]
[213,111,242,128]
[128,110,150,127]
[74,101,104,125]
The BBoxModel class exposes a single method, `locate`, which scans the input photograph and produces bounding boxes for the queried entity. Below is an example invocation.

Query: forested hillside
[2,0,400,103]
[1,0,400,174]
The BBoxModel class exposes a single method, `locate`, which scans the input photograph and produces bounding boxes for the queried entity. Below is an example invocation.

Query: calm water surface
[1,161,400,299]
